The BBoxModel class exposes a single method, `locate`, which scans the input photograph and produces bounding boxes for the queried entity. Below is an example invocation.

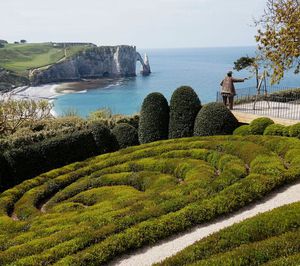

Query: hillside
[0,43,94,75]
[0,135,299,265]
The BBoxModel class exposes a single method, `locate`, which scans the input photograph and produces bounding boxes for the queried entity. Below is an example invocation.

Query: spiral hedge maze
[0,135,300,265]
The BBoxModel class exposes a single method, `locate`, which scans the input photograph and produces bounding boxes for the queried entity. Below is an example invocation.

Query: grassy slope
[0,43,92,75]
[0,135,299,265]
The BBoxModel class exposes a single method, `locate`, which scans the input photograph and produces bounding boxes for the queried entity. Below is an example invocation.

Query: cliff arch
[136,52,151,76]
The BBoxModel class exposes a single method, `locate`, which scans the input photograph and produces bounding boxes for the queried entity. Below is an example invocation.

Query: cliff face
[30,46,138,85]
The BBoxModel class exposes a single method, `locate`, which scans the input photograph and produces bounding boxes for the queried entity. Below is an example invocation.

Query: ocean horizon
[53,46,299,117]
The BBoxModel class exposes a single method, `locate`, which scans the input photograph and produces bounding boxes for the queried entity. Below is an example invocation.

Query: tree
[0,96,53,136]
[255,0,300,84]
[234,56,260,88]
[20,39,27,43]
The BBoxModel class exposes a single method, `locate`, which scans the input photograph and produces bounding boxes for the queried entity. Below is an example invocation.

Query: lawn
[0,43,92,75]
[0,135,299,265]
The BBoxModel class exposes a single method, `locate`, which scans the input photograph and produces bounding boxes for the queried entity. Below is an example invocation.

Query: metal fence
[216,86,300,120]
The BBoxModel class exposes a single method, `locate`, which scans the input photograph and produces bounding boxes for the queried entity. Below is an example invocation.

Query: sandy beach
[0,78,119,117]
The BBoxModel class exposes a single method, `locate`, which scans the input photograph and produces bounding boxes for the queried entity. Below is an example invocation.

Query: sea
[53,47,299,117]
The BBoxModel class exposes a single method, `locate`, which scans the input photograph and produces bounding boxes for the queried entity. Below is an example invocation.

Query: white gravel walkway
[109,181,300,266]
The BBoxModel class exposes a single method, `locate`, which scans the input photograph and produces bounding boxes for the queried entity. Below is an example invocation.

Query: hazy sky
[1,0,266,48]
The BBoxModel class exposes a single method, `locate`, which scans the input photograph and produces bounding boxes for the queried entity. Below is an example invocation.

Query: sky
[1,0,266,49]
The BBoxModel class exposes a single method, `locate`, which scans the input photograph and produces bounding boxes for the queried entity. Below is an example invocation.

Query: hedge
[169,86,201,139]
[233,125,251,136]
[264,124,286,136]
[194,102,239,136]
[0,136,299,265]
[112,123,139,149]
[289,123,300,138]
[157,202,300,265]
[2,130,97,190]
[89,122,118,153]
[138,92,169,144]
[250,117,274,135]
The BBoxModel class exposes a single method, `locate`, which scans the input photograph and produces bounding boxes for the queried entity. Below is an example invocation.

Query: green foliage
[138,92,169,144]
[194,102,239,136]
[157,202,300,266]
[233,125,252,136]
[0,97,53,136]
[289,123,300,138]
[112,123,139,149]
[256,0,300,83]
[264,124,286,136]
[0,43,94,74]
[3,130,97,189]
[250,117,274,135]
[0,136,299,265]
[89,122,118,153]
[169,86,201,139]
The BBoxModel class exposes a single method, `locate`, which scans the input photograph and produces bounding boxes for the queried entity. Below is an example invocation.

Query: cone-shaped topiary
[194,102,239,136]
[112,123,139,149]
[169,86,201,139]
[138,92,169,144]
[250,117,274,135]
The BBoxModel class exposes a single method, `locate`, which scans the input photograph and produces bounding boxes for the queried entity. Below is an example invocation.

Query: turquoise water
[53,47,299,116]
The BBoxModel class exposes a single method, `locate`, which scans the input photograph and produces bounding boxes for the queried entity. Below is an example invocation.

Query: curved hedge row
[0,135,299,265]
[157,202,300,266]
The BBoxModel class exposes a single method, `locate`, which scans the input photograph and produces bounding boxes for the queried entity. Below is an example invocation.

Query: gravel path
[109,181,300,266]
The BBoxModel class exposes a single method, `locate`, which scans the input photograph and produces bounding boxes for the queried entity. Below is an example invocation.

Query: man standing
[220,71,247,110]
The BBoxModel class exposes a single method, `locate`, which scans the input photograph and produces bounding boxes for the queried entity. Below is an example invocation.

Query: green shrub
[233,125,251,136]
[283,126,291,137]
[264,124,286,136]
[169,86,201,139]
[250,117,274,135]
[112,123,139,149]
[194,102,239,136]
[4,130,97,187]
[0,136,299,265]
[289,123,300,138]
[89,122,118,153]
[138,92,169,144]
[116,115,139,129]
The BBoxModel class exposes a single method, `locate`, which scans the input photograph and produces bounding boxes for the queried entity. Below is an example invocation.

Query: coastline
[0,78,119,117]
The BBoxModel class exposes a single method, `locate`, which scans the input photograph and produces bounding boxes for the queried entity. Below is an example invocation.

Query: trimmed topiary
[89,122,118,153]
[289,123,300,138]
[138,92,169,144]
[194,102,239,136]
[250,117,274,135]
[112,123,139,149]
[264,124,286,136]
[169,86,201,139]
[283,126,291,137]
[3,130,98,188]
[233,125,252,136]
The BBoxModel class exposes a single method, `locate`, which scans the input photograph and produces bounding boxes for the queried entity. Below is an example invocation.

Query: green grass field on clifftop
[0,43,93,75]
